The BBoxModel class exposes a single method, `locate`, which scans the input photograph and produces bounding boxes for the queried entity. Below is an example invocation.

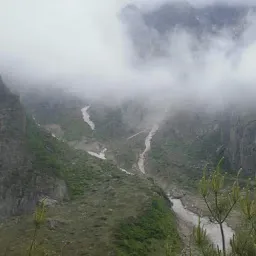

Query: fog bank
[0,0,256,109]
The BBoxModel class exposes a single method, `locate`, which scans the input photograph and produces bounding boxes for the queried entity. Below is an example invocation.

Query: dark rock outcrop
[150,105,256,178]
[0,77,67,218]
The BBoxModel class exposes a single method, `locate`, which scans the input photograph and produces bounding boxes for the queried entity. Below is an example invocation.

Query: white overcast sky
[0,0,256,107]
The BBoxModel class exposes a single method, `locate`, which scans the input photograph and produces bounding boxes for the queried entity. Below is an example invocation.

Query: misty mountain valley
[1,0,256,255]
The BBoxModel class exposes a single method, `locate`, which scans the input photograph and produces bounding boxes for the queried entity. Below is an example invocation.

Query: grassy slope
[0,116,181,255]
[0,188,181,256]
[115,197,181,256]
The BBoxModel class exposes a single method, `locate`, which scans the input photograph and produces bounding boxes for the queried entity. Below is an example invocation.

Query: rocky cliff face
[218,109,256,174]
[149,105,256,185]
[0,77,67,218]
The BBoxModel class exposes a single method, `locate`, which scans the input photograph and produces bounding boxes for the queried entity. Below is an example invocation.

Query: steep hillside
[0,77,68,218]
[21,89,94,141]
[148,104,256,190]
[0,78,181,255]
[0,180,181,255]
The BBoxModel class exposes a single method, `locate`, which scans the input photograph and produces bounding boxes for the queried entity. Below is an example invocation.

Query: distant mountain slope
[120,2,256,186]
[21,90,162,171]
[21,88,94,141]
[22,90,158,142]
[147,104,256,191]
[142,3,250,35]
[121,3,252,59]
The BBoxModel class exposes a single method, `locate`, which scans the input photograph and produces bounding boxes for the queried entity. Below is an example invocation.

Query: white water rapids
[81,106,95,130]
[81,106,105,159]
[138,125,159,174]
[137,125,235,250]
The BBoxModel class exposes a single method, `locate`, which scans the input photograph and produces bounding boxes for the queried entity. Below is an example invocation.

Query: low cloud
[0,0,256,110]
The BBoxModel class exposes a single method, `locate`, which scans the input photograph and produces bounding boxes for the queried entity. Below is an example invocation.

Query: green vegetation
[0,115,181,256]
[148,140,201,190]
[147,121,230,190]
[193,158,256,256]
[115,197,181,256]
[25,116,64,178]
[25,115,125,198]
[28,199,47,256]
[0,182,181,256]
[23,93,148,172]
[21,95,256,255]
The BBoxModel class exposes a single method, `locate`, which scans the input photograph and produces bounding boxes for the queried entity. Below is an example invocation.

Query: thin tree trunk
[219,222,226,256]
[28,227,38,256]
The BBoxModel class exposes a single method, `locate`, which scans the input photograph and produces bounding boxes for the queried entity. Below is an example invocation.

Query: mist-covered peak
[124,1,252,35]
[1,1,256,111]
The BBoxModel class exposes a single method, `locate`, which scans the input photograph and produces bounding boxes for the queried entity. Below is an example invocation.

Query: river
[138,125,234,250]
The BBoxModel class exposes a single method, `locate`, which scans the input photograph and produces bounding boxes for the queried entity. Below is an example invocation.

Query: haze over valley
[1,0,256,255]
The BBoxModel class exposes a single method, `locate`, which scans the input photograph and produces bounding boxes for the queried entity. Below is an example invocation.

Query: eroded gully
[81,106,133,175]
